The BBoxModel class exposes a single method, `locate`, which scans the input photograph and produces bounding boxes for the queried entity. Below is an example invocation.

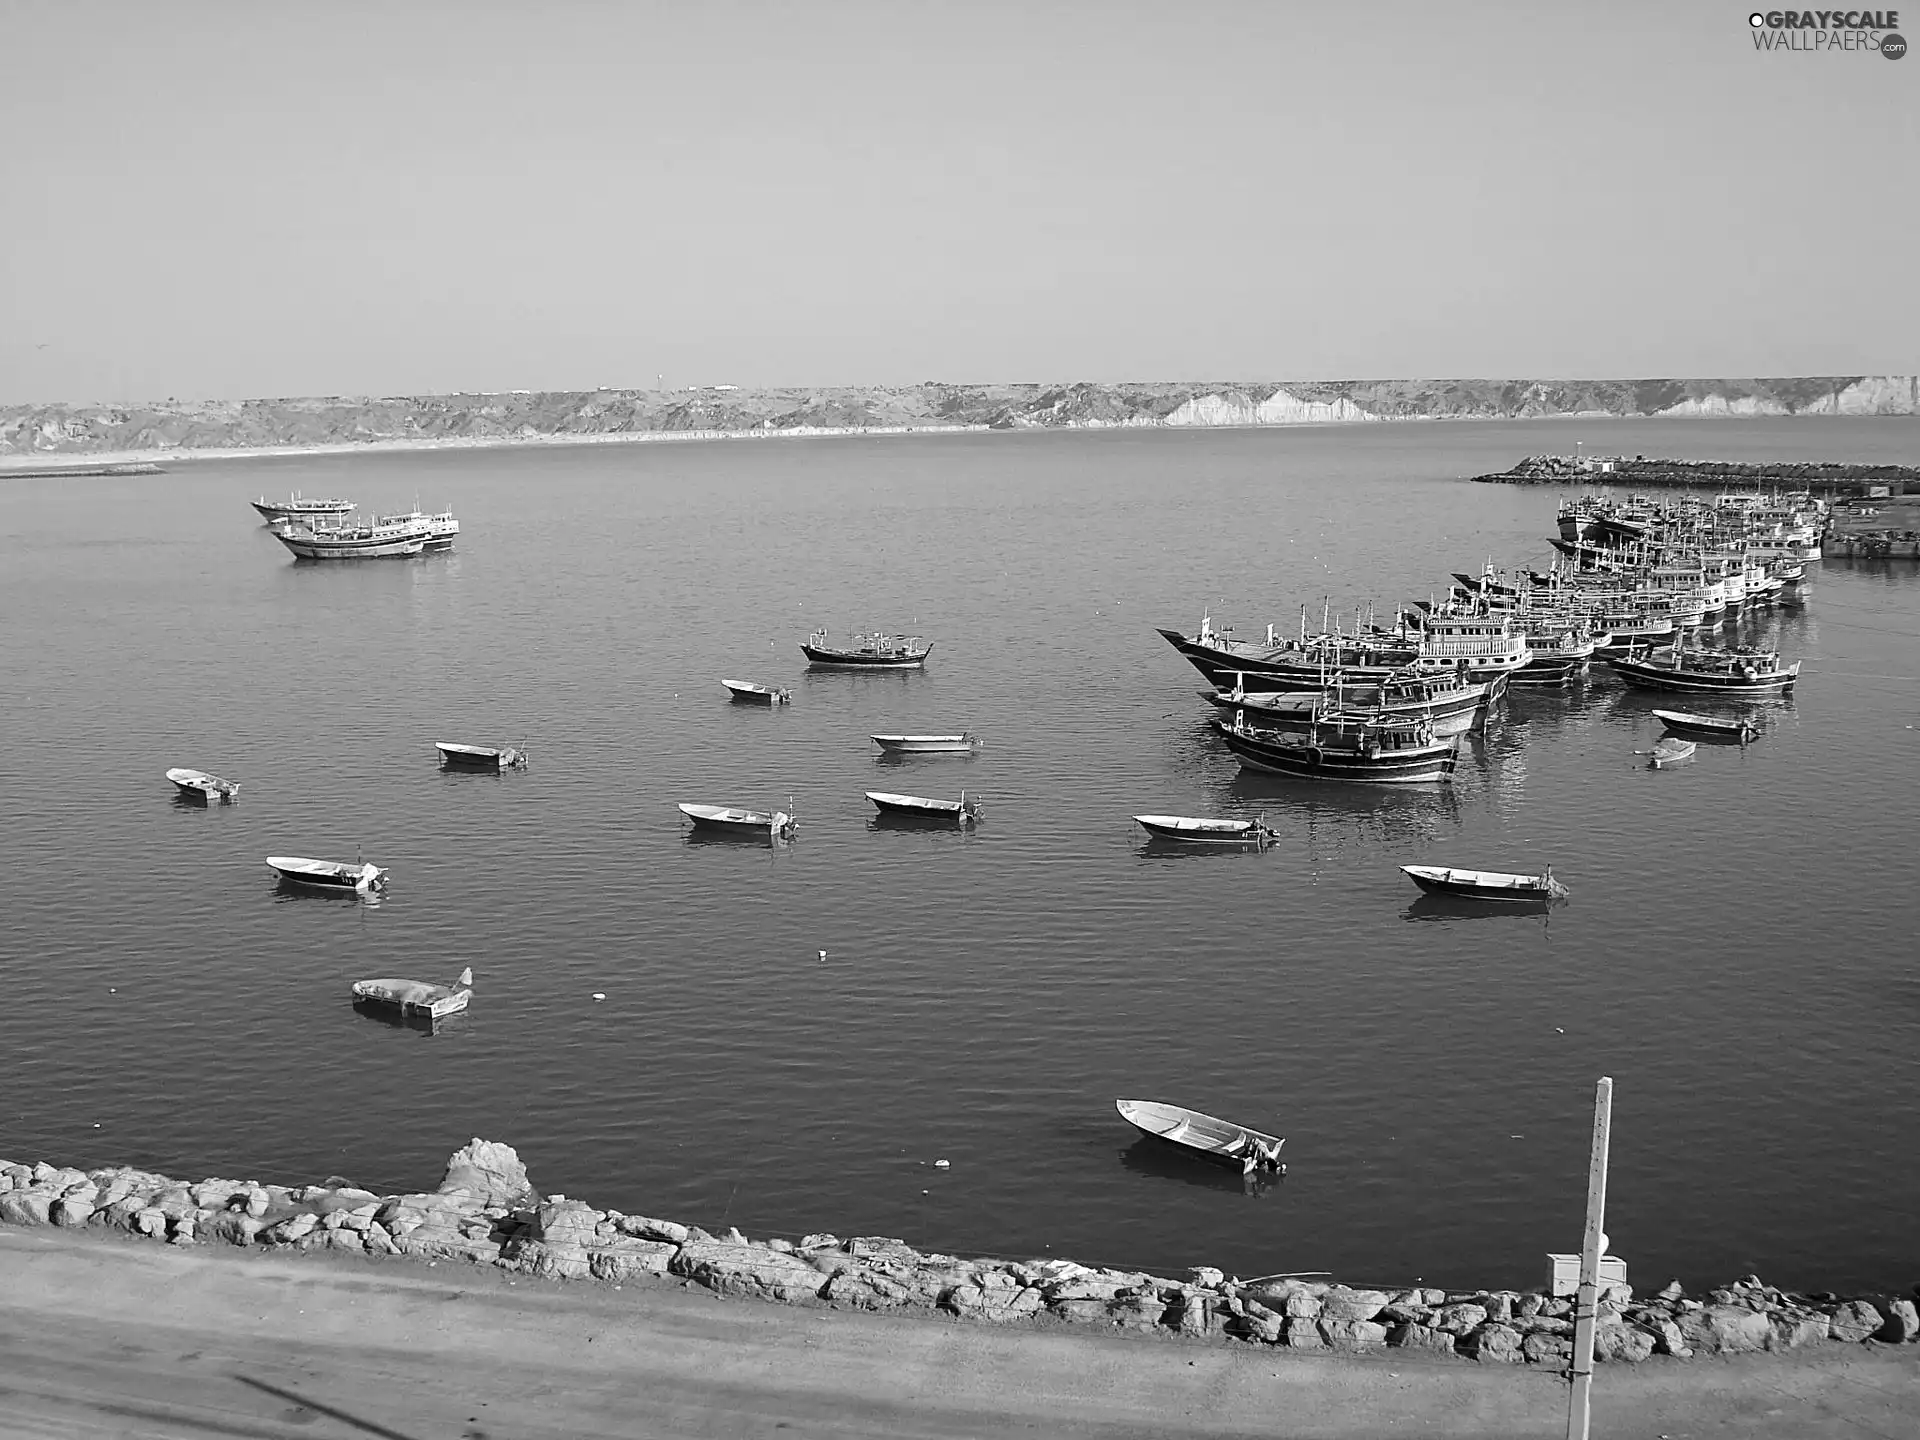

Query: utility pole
[1566,1077,1613,1440]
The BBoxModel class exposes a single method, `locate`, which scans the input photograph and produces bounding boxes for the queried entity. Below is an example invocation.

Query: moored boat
[271,513,429,559]
[1399,865,1568,901]
[678,802,796,838]
[724,679,792,705]
[867,791,981,822]
[165,767,240,802]
[1206,668,1495,735]
[1211,711,1457,784]
[1134,814,1277,845]
[1648,736,1696,768]
[802,629,932,668]
[352,967,473,1022]
[374,508,460,551]
[1652,709,1759,743]
[435,742,528,769]
[1608,641,1799,697]
[1115,1099,1285,1174]
[871,732,980,754]
[267,855,387,891]
[252,492,353,523]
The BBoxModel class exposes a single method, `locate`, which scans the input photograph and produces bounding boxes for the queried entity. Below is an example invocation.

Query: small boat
[435,742,529,769]
[1399,865,1569,901]
[678,802,796,838]
[1115,1099,1286,1175]
[267,855,387,891]
[1648,737,1696,769]
[352,967,473,1022]
[870,733,980,754]
[1134,815,1277,845]
[1652,709,1759,743]
[1608,641,1799,697]
[867,791,981,822]
[801,629,932,668]
[251,492,354,523]
[165,767,240,802]
[1212,711,1458,784]
[723,680,792,705]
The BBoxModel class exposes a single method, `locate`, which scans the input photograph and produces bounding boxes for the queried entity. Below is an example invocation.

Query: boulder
[1643,1316,1693,1358]
[1321,1318,1389,1351]
[1320,1287,1390,1323]
[671,1242,828,1303]
[437,1139,533,1209]
[1280,1316,1326,1349]
[1390,1323,1458,1356]
[168,1213,197,1245]
[589,1240,678,1283]
[189,1180,243,1210]
[1515,1315,1573,1336]
[1680,1305,1774,1354]
[1047,1298,1116,1325]
[264,1211,318,1245]
[1108,1294,1170,1332]
[823,1267,918,1311]
[1043,1278,1123,1303]
[1592,1325,1655,1363]
[364,1222,400,1255]
[1284,1290,1323,1320]
[1174,1294,1222,1338]
[1881,1298,1919,1343]
[1828,1300,1883,1344]
[1189,1267,1225,1289]
[847,1236,922,1266]
[1766,1313,1829,1351]
[327,1228,366,1253]
[1653,1278,1684,1302]
[942,1283,1044,1323]
[1433,1303,1489,1334]
[134,1207,169,1238]
[1521,1332,1570,1365]
[1469,1324,1523,1364]
[200,1212,264,1247]
[0,1189,56,1226]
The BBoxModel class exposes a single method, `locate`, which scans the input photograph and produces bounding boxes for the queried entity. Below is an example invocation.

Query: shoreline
[4,399,1917,476]
[4,1137,1915,1382]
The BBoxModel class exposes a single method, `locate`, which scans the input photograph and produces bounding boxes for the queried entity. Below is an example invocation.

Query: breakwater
[4,1139,1916,1367]
[1471,454,1920,492]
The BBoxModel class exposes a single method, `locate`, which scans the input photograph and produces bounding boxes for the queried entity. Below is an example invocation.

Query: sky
[2,0,1915,403]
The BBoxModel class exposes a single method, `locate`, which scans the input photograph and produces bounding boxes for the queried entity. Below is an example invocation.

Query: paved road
[1,1229,1915,1439]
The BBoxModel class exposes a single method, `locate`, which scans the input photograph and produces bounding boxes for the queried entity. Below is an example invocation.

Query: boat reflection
[272,876,382,906]
[1117,1138,1281,1197]
[684,828,791,848]
[1401,893,1564,924]
[351,997,460,1033]
[1137,835,1272,860]
[869,811,979,834]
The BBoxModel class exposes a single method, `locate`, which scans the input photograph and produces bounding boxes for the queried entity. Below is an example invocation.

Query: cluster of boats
[252,491,460,559]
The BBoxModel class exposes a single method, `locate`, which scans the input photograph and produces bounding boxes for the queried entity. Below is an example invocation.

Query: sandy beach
[3,1227,1914,1440]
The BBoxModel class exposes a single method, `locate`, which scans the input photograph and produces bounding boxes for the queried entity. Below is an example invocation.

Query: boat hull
[678,803,795,836]
[724,681,791,704]
[436,744,526,769]
[1115,1099,1284,1172]
[267,856,385,891]
[871,735,977,753]
[1608,657,1797,697]
[252,498,352,522]
[1651,709,1757,741]
[274,530,426,559]
[867,791,978,821]
[801,644,931,669]
[165,767,238,801]
[1212,721,1456,784]
[1134,815,1273,843]
[1400,866,1565,901]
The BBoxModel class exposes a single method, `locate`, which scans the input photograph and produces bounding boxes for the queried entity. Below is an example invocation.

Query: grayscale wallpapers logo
[1747,9,1906,55]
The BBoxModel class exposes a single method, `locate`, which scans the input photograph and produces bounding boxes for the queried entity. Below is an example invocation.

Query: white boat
[1134,814,1277,845]
[435,742,528,769]
[867,791,981,822]
[870,732,980,754]
[1651,709,1759,743]
[1399,865,1568,901]
[1648,737,1696,769]
[375,508,460,551]
[267,855,387,891]
[271,513,428,559]
[353,967,473,1021]
[678,802,796,838]
[724,680,792,705]
[1115,1099,1286,1174]
[165,767,239,802]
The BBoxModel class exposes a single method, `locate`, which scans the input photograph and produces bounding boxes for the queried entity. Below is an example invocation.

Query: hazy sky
[4,0,1915,402]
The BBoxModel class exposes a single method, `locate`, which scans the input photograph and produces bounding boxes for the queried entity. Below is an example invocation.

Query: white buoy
[934,1159,950,1169]
[819,950,828,963]
[592,992,606,1001]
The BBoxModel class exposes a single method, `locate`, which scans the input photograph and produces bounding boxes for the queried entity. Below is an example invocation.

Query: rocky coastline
[1472,454,1920,492]
[3,1138,1915,1369]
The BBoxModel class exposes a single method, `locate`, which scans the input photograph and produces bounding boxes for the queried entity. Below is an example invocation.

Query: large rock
[942,1282,1044,1323]
[1281,1316,1326,1349]
[1284,1290,1323,1320]
[1320,1288,1389,1323]
[823,1267,918,1311]
[1433,1303,1488,1334]
[1108,1294,1170,1332]
[1522,1332,1570,1365]
[437,1140,533,1209]
[1321,1318,1389,1351]
[1881,1298,1919,1343]
[671,1242,828,1303]
[1469,1324,1523,1364]
[1679,1305,1774,1354]
[1767,1313,1829,1351]
[1829,1300,1884,1343]
[1643,1317,1693,1358]
[1390,1323,1458,1356]
[588,1239,677,1283]
[1592,1325,1655,1363]
[613,1214,689,1245]
[1043,1277,1123,1303]
[1173,1294,1222,1339]
[1047,1298,1116,1325]
[0,1189,56,1226]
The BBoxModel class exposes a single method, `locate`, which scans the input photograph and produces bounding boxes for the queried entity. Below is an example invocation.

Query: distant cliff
[3,376,1915,459]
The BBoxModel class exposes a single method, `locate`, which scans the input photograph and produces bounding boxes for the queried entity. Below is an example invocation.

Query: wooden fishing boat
[165,767,240,802]
[374,508,459,551]
[870,732,980,754]
[435,742,528,769]
[1608,642,1799,697]
[867,791,981,822]
[1134,815,1277,845]
[251,492,353,523]
[1652,709,1759,743]
[1207,669,1494,736]
[724,680,792,705]
[271,512,428,559]
[1115,1099,1285,1174]
[352,967,473,1021]
[1648,737,1696,769]
[267,855,387,891]
[678,802,796,838]
[1399,865,1569,901]
[1211,712,1457,784]
[801,629,932,668]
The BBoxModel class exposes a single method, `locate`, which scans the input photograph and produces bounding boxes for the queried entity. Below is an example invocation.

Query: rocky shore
[3,1139,1915,1369]
[1472,454,1920,492]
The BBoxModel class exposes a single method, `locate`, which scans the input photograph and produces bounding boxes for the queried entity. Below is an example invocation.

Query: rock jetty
[3,1139,1915,1367]
[1472,454,1920,492]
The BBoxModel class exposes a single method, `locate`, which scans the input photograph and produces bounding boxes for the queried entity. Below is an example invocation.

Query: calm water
[3,418,1917,1295]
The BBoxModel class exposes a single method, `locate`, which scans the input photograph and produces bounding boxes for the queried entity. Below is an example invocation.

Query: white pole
[1567,1076,1613,1440]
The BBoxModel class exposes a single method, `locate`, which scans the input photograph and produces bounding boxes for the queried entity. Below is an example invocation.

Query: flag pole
[1567,1076,1613,1440]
